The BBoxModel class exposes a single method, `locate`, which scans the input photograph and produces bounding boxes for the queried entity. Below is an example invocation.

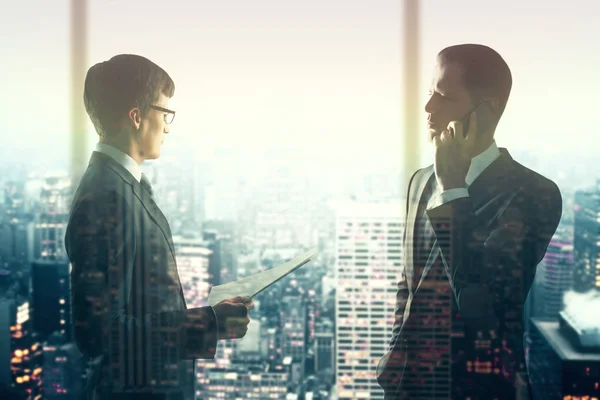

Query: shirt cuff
[427,188,469,210]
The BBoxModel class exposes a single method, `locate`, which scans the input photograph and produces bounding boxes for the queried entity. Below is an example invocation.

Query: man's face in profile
[424,61,473,143]
[138,92,171,160]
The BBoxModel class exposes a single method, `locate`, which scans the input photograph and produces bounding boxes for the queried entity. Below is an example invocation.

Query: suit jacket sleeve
[424,180,562,321]
[66,190,218,363]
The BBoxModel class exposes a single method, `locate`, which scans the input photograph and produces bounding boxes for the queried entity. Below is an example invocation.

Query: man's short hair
[437,44,512,117]
[83,54,175,137]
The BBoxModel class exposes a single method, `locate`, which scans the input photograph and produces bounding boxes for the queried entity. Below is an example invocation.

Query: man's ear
[127,107,142,130]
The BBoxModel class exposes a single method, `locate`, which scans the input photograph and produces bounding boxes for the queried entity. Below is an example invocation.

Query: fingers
[447,120,461,139]
[223,315,251,339]
[229,295,250,303]
[440,130,452,144]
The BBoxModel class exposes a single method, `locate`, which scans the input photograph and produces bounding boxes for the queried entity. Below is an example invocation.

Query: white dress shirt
[427,140,501,210]
[95,142,142,183]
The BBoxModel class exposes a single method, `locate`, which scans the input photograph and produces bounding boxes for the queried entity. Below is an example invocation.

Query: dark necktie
[140,173,154,198]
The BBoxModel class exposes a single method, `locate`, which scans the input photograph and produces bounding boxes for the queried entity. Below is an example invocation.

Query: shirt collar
[465,140,501,186]
[95,142,142,182]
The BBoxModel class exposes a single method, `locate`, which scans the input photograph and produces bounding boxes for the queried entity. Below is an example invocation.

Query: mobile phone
[459,101,492,138]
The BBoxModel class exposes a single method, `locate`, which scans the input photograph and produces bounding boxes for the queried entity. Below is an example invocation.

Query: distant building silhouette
[528,318,600,399]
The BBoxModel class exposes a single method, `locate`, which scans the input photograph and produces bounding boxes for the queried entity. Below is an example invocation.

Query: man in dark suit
[65,54,253,400]
[376,44,562,399]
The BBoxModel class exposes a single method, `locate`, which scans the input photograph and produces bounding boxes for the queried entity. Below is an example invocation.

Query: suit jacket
[376,148,562,399]
[65,151,218,400]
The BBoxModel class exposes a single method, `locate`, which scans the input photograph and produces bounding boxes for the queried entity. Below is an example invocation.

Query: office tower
[280,293,306,386]
[3,181,26,218]
[174,235,213,309]
[573,183,600,291]
[172,235,213,397]
[203,220,238,284]
[314,319,334,374]
[262,326,281,362]
[5,219,36,265]
[201,365,289,400]
[36,175,71,261]
[202,230,224,287]
[31,260,72,342]
[42,331,84,399]
[334,201,404,399]
[529,318,600,399]
[0,291,43,399]
[537,228,574,319]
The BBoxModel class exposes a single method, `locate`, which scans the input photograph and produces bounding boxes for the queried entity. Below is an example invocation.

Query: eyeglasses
[150,105,176,124]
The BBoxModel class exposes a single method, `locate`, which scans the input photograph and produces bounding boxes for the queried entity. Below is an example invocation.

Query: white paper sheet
[207,248,318,306]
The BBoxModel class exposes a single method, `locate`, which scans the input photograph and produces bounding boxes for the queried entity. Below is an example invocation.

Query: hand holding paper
[207,248,318,306]
[212,296,254,340]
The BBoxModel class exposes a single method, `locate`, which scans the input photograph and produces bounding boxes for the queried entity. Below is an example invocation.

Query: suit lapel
[89,151,177,263]
[405,167,435,294]
[129,182,177,262]
[467,148,519,220]
[409,148,519,294]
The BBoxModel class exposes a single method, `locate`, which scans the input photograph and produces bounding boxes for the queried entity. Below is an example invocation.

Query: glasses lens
[165,113,175,124]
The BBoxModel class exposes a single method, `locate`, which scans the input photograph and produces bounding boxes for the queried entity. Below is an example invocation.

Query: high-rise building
[314,319,334,374]
[35,175,71,261]
[573,183,600,291]
[172,234,214,397]
[0,217,36,267]
[31,260,72,343]
[201,364,290,400]
[334,201,403,399]
[280,293,306,386]
[203,220,239,285]
[41,331,84,399]
[528,318,600,399]
[537,228,574,319]
[3,181,26,218]
[0,293,43,399]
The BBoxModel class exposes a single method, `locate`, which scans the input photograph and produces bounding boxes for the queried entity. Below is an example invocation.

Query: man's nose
[424,96,435,114]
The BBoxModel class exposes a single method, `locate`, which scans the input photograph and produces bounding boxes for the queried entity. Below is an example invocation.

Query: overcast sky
[2,0,599,171]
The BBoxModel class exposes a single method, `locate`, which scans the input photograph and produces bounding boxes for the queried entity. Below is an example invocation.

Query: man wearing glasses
[65,54,253,400]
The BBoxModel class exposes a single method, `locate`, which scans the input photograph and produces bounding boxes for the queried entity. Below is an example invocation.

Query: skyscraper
[36,175,71,261]
[41,331,84,399]
[0,293,43,399]
[537,228,574,319]
[314,319,334,374]
[280,293,306,386]
[334,201,403,399]
[172,234,213,398]
[31,260,72,343]
[528,318,600,399]
[573,183,600,292]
